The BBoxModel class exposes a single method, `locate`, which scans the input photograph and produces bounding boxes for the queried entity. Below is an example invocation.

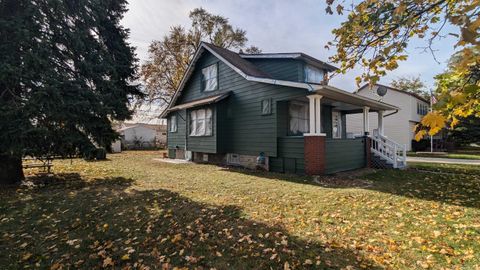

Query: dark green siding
[172,52,309,157]
[325,138,366,174]
[167,110,186,149]
[247,59,304,82]
[270,137,305,175]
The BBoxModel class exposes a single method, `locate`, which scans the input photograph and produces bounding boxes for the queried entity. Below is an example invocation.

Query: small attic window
[304,65,324,84]
[261,99,272,115]
[202,64,218,91]
[169,114,177,132]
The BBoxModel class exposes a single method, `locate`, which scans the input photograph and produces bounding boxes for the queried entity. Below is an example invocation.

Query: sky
[121,0,459,123]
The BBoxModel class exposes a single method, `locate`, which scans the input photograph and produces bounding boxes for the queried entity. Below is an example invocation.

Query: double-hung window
[189,108,213,136]
[202,64,218,91]
[417,102,428,115]
[288,101,309,136]
[304,65,324,84]
[169,115,177,132]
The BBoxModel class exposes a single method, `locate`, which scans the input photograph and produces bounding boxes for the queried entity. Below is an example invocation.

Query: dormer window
[304,65,324,84]
[202,64,218,91]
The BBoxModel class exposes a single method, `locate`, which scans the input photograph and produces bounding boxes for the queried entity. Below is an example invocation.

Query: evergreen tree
[0,0,142,184]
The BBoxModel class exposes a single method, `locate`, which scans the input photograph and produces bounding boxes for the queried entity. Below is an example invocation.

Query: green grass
[1,151,479,269]
[407,152,480,160]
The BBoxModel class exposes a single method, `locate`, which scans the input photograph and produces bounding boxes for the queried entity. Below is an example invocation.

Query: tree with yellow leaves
[325,0,480,137]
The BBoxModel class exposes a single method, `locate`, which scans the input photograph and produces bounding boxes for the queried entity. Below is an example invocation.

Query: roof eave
[313,85,399,111]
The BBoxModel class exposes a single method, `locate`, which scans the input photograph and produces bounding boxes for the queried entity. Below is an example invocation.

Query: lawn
[1,151,479,269]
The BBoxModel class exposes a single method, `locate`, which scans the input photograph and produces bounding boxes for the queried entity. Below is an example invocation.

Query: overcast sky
[121,0,458,123]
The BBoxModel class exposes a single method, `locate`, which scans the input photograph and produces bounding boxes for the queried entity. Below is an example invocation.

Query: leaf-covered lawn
[1,151,479,269]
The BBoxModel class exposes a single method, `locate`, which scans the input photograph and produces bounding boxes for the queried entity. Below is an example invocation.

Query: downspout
[384,109,399,118]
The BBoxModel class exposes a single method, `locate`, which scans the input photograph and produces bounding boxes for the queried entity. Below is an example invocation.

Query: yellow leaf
[121,254,130,260]
[415,130,427,141]
[102,257,114,268]
[171,234,182,243]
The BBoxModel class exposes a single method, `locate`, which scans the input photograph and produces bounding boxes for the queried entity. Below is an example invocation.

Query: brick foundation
[304,135,326,175]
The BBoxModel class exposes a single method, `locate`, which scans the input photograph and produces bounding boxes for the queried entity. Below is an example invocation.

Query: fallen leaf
[103,257,114,268]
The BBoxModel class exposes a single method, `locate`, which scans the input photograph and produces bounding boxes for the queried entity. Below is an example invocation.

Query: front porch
[271,85,405,175]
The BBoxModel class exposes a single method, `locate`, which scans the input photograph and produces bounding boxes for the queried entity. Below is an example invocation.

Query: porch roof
[166,92,230,112]
[313,85,399,112]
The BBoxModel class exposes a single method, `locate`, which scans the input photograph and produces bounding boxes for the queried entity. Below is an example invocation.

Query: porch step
[371,154,394,169]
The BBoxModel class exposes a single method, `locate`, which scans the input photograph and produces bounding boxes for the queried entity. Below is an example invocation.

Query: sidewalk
[407,156,480,166]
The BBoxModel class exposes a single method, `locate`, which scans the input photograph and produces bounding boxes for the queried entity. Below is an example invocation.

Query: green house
[161,42,401,175]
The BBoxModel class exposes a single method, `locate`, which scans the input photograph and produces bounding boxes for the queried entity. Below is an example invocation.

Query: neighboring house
[119,123,167,147]
[346,84,430,151]
[118,124,158,149]
[161,42,402,175]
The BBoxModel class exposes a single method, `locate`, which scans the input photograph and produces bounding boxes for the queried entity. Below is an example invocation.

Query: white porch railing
[370,131,407,169]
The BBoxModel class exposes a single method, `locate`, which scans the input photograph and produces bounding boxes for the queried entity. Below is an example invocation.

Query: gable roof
[356,83,429,103]
[206,44,272,78]
[240,52,338,72]
[160,42,398,118]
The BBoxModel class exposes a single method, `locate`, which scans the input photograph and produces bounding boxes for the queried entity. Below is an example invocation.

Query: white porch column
[377,110,384,136]
[306,94,325,135]
[363,106,370,136]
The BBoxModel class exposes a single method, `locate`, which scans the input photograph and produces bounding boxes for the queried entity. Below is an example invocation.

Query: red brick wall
[304,135,326,175]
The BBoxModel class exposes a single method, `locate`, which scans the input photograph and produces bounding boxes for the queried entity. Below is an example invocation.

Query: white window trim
[189,108,213,137]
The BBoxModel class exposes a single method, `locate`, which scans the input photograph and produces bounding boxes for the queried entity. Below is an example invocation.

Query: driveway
[407,156,480,165]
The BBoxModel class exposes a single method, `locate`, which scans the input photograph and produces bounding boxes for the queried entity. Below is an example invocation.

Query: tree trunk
[0,154,24,185]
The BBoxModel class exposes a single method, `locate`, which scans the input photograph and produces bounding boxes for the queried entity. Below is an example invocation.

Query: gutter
[384,110,399,117]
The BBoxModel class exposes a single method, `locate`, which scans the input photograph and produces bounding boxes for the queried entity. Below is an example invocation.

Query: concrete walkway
[153,158,192,164]
[407,156,480,165]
